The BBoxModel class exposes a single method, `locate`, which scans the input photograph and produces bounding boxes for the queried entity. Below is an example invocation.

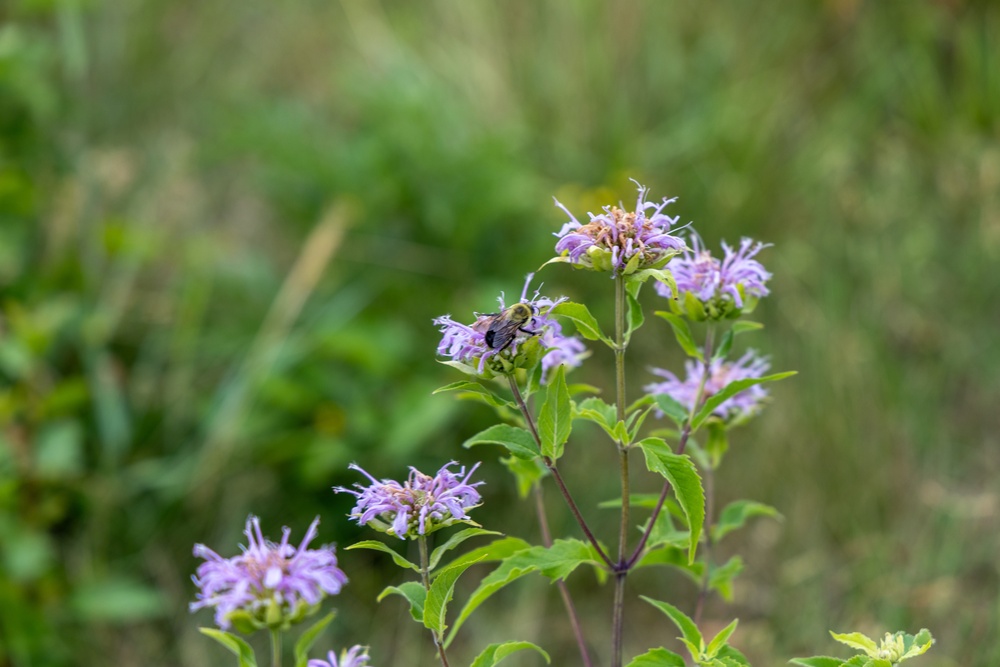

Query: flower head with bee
[551,180,688,277]
[434,273,586,378]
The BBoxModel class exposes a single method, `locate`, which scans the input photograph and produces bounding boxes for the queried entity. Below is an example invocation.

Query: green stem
[612,274,629,667]
[419,535,451,667]
[270,628,282,667]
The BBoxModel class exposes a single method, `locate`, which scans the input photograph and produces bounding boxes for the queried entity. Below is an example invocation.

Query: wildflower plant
[189,180,934,667]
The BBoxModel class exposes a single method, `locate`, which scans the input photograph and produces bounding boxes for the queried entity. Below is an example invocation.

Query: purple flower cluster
[646,350,771,422]
[434,274,586,377]
[190,516,347,630]
[334,461,484,539]
[655,236,771,311]
[308,646,371,667]
[553,180,687,276]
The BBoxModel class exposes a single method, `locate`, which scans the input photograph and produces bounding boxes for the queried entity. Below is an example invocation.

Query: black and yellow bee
[473,302,539,354]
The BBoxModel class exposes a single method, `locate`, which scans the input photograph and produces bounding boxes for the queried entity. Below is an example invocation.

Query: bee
[473,302,539,354]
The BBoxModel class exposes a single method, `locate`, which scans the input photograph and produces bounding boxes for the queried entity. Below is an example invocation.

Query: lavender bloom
[308,646,371,667]
[434,273,586,376]
[334,462,484,540]
[190,516,347,631]
[646,350,771,422]
[655,236,771,314]
[552,180,687,277]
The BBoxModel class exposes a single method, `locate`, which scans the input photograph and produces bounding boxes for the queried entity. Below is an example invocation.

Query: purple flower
[308,646,371,667]
[552,180,687,276]
[434,273,586,376]
[646,350,771,422]
[190,516,347,631]
[655,236,771,314]
[334,462,484,540]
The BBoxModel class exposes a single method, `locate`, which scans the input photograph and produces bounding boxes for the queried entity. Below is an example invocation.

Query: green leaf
[424,557,483,635]
[641,596,703,655]
[501,456,547,499]
[901,629,934,659]
[692,371,797,430]
[631,267,679,298]
[432,380,513,409]
[469,641,551,667]
[636,438,705,562]
[429,528,502,571]
[575,397,617,428]
[463,423,540,460]
[378,582,426,622]
[731,321,764,336]
[346,540,420,572]
[293,611,336,667]
[538,365,572,460]
[705,421,729,469]
[446,536,532,570]
[654,312,703,361]
[829,632,878,654]
[625,647,687,667]
[548,301,609,343]
[705,619,739,659]
[713,330,735,361]
[653,393,690,428]
[627,405,653,442]
[708,556,744,602]
[444,538,603,647]
[626,290,645,342]
[198,628,258,667]
[712,500,782,542]
[716,644,752,667]
[788,658,848,667]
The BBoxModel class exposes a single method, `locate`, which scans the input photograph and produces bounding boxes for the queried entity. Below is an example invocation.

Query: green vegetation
[1,1,996,665]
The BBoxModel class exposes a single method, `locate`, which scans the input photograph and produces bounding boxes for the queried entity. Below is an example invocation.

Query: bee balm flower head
[552,180,687,277]
[190,516,347,632]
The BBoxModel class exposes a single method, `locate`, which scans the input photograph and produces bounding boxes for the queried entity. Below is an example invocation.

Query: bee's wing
[485,317,521,350]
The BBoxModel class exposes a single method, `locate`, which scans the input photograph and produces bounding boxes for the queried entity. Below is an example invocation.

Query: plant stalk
[419,535,451,667]
[270,628,282,667]
[612,273,629,667]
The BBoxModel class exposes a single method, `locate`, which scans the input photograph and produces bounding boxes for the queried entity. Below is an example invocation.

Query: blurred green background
[1,1,997,665]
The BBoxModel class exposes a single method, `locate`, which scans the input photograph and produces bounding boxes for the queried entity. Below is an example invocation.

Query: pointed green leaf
[732,321,764,336]
[692,372,796,430]
[653,393,690,428]
[444,550,537,647]
[445,536,532,570]
[198,628,258,667]
[432,380,513,408]
[378,581,426,622]
[788,659,848,667]
[713,500,782,542]
[463,424,540,460]
[424,557,483,635]
[631,267,680,297]
[716,644,752,666]
[708,556,744,602]
[705,619,739,658]
[654,312,703,360]
[626,290,645,342]
[428,528,502,571]
[469,641,551,667]
[713,330,735,361]
[293,612,336,667]
[901,629,934,659]
[625,647,686,667]
[641,596,703,654]
[538,365,572,460]
[575,397,617,428]
[830,632,878,654]
[627,406,654,441]
[346,540,420,572]
[548,302,609,343]
[636,438,705,562]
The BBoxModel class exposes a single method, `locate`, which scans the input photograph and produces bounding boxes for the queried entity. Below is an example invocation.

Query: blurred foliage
[0,0,998,665]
